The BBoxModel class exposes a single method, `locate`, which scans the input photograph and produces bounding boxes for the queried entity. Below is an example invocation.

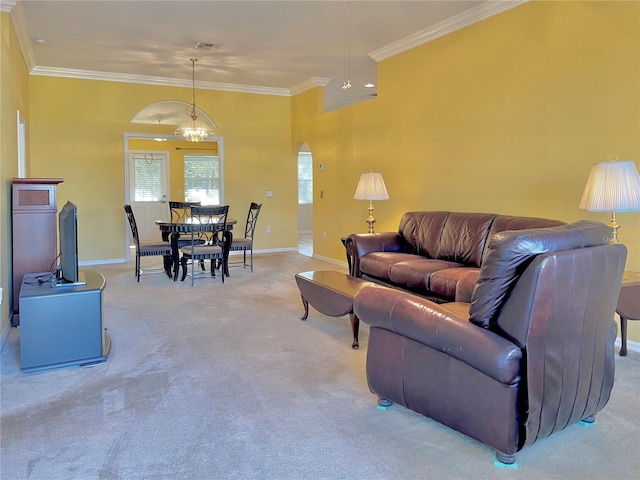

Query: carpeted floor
[1,252,638,480]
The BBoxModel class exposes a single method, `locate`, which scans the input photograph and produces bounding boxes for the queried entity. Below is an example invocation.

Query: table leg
[349,312,360,350]
[170,233,180,281]
[224,230,232,277]
[163,255,172,278]
[300,295,309,320]
[620,316,628,356]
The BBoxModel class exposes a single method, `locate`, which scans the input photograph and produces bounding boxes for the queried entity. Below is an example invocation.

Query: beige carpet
[1,252,638,480]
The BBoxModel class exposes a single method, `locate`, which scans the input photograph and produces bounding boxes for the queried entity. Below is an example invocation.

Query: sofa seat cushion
[440,301,471,318]
[360,252,416,281]
[430,268,480,300]
[360,252,462,292]
[389,259,463,292]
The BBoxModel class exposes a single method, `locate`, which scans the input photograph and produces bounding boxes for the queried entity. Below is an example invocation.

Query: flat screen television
[54,201,85,287]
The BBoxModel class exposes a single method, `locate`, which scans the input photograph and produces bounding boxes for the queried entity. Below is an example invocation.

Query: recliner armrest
[346,232,409,277]
[354,284,522,385]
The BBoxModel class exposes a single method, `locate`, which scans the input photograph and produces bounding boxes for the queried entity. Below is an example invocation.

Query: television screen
[58,201,79,284]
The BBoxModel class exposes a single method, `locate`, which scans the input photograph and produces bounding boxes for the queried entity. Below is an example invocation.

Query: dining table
[156,217,237,281]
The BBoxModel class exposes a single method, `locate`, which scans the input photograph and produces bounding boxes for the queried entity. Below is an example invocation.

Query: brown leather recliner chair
[353,221,626,465]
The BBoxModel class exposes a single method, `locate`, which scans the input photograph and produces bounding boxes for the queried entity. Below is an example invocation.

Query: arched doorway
[297,143,313,256]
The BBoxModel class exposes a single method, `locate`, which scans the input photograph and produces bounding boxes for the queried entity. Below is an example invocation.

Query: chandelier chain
[174,57,215,142]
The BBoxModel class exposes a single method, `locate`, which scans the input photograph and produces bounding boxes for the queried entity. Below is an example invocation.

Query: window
[298,152,313,204]
[184,155,221,205]
[132,154,165,202]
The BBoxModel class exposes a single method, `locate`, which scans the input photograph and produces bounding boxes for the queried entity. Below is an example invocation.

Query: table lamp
[579,158,640,243]
[354,172,389,233]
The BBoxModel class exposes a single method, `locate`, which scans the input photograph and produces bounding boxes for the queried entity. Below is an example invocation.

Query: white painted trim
[16,111,26,177]
[9,1,35,71]
[310,254,348,269]
[1,320,12,352]
[290,77,332,96]
[80,258,128,266]
[10,1,527,98]
[370,0,528,62]
[0,0,17,13]
[253,247,298,254]
[30,66,291,96]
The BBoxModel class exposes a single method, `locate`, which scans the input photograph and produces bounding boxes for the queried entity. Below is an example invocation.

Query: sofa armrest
[354,285,522,385]
[346,232,409,277]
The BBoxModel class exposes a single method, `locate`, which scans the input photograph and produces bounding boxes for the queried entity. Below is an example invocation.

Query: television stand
[19,269,110,373]
[51,271,87,289]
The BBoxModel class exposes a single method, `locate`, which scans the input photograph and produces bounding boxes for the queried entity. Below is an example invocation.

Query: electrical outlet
[266,190,273,198]
[323,231,327,239]
[266,226,271,233]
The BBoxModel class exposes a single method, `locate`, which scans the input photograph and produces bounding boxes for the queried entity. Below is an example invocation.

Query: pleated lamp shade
[579,161,640,212]
[354,172,389,201]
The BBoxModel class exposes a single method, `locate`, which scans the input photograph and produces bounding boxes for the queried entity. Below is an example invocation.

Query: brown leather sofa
[346,211,565,302]
[353,220,626,464]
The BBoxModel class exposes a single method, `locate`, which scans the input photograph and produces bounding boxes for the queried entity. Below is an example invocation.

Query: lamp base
[365,203,375,233]
[609,213,620,244]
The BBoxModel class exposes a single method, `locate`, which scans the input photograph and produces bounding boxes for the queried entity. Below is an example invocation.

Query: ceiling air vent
[194,42,220,50]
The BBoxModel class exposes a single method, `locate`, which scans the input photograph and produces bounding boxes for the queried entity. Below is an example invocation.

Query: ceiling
[6,0,525,111]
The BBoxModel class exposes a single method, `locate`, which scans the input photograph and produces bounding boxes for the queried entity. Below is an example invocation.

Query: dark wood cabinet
[11,178,64,325]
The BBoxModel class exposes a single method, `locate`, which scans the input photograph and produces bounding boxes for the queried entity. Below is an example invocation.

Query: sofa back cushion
[398,211,451,258]
[435,212,496,266]
[483,215,565,260]
[469,220,611,328]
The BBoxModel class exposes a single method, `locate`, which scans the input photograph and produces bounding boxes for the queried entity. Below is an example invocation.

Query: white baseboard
[80,258,128,266]
[1,319,12,351]
[52,252,640,358]
[310,253,348,269]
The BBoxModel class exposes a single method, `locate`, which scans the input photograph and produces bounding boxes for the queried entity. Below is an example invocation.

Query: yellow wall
[0,12,30,336]
[28,77,295,261]
[2,1,639,343]
[291,1,639,338]
[292,0,639,266]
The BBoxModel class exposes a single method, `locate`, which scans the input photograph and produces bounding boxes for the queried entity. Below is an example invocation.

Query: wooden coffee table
[295,270,373,349]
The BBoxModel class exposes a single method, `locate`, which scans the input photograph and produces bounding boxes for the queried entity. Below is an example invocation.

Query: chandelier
[175,59,215,142]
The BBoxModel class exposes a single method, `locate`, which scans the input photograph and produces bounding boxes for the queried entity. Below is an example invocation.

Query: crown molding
[8,1,36,71]
[290,77,332,96]
[12,0,527,97]
[30,66,292,96]
[0,0,17,13]
[370,0,528,62]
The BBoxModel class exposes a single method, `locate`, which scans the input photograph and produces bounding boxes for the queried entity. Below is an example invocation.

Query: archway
[297,143,313,256]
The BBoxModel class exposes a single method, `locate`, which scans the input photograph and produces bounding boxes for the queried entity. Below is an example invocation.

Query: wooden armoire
[11,178,64,325]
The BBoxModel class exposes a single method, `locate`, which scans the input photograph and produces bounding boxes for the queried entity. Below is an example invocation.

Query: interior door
[128,151,169,241]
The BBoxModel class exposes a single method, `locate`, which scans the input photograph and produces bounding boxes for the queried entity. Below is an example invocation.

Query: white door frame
[123,133,223,261]
[128,150,170,242]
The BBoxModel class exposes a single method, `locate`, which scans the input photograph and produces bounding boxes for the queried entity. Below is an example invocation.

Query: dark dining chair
[180,205,230,285]
[229,202,262,272]
[168,200,206,248]
[124,204,172,282]
[169,201,201,223]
